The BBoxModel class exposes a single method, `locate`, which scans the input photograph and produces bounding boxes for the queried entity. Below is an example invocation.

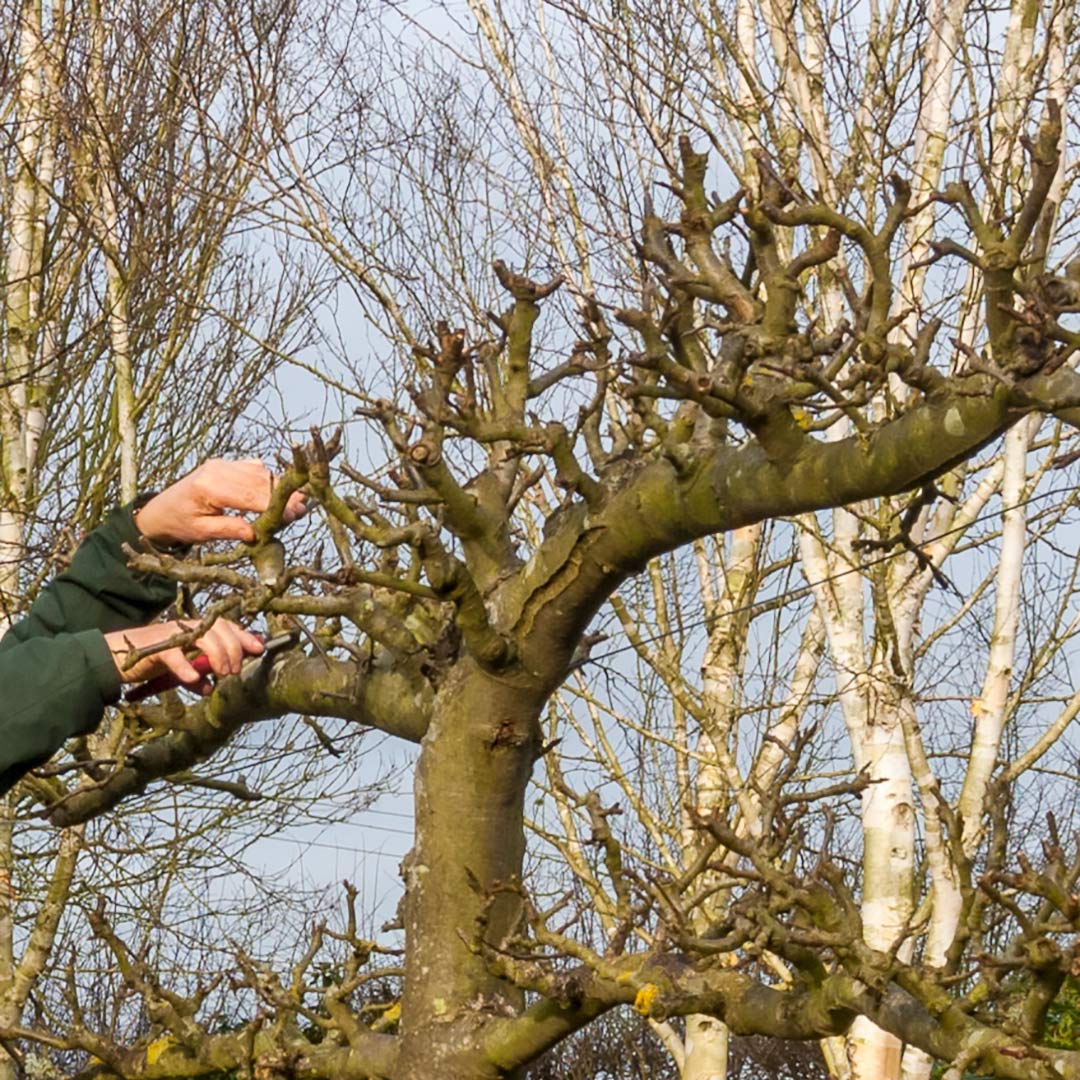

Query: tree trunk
[800,512,914,1080]
[397,659,544,1078]
[847,693,913,1080]
[683,1016,730,1080]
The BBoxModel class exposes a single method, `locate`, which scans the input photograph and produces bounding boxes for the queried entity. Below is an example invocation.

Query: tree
[0,0,312,1076]
[5,0,1080,1078]
[450,1,1080,1076]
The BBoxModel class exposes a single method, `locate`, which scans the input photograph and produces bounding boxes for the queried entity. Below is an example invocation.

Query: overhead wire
[581,482,1080,666]
[3,481,1077,799]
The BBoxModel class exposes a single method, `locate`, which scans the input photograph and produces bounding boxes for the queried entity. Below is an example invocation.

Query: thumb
[195,515,256,543]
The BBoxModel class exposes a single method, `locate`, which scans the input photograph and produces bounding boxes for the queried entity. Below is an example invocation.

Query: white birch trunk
[734,0,760,166]
[0,8,86,1078]
[0,0,46,615]
[895,0,967,330]
[681,524,761,1080]
[957,422,1031,843]
[800,508,916,1080]
[846,674,914,1080]
[900,2,1060,1066]
[86,0,138,501]
[683,1017,729,1080]
[742,608,825,836]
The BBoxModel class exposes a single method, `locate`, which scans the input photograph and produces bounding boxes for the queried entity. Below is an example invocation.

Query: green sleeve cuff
[77,629,122,707]
[0,629,122,795]
[122,496,192,558]
[112,501,150,548]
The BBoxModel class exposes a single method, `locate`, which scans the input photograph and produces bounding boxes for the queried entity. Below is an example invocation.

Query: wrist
[103,630,134,680]
[132,491,184,547]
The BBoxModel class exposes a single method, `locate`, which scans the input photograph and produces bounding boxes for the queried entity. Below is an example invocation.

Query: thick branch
[511,366,1080,687]
[46,655,433,826]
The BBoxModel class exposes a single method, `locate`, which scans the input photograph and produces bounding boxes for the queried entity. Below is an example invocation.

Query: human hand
[105,619,265,695]
[133,459,307,546]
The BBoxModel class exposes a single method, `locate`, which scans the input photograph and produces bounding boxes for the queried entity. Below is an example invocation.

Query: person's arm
[0,504,176,796]
[1,456,307,648]
[0,460,304,798]
[0,502,177,648]
[0,615,264,798]
[0,631,123,796]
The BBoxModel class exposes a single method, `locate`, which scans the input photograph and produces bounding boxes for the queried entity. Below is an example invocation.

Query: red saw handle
[122,631,297,704]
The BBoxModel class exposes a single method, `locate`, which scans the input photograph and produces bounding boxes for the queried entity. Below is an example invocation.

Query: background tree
[0,0,319,1076]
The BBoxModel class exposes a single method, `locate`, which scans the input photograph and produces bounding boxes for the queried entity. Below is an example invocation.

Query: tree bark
[397,659,545,1079]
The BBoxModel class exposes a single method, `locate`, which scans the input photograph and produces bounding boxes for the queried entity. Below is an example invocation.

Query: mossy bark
[397,659,545,1079]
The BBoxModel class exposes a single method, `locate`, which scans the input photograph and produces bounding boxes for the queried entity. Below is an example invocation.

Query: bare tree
[0,1,311,1077]
[459,0,1080,1076]
[3,0,1080,1078]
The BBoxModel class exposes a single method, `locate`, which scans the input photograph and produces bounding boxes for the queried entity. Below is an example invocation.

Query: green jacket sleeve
[0,504,179,796]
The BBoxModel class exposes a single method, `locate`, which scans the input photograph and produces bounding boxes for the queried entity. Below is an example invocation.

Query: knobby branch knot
[408,439,442,467]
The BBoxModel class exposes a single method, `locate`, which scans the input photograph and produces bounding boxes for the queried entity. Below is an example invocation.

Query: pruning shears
[123,630,299,703]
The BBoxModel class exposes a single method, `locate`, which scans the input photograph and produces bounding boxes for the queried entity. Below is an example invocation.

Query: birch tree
[793,2,1074,1076]
[539,527,836,1078]
[0,0,306,1076]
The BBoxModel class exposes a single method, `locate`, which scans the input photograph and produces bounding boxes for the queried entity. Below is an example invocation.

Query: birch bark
[898,0,1067,1069]
[0,0,46,616]
[682,524,762,1080]
[0,6,77,1078]
[800,509,914,1080]
[82,0,138,501]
